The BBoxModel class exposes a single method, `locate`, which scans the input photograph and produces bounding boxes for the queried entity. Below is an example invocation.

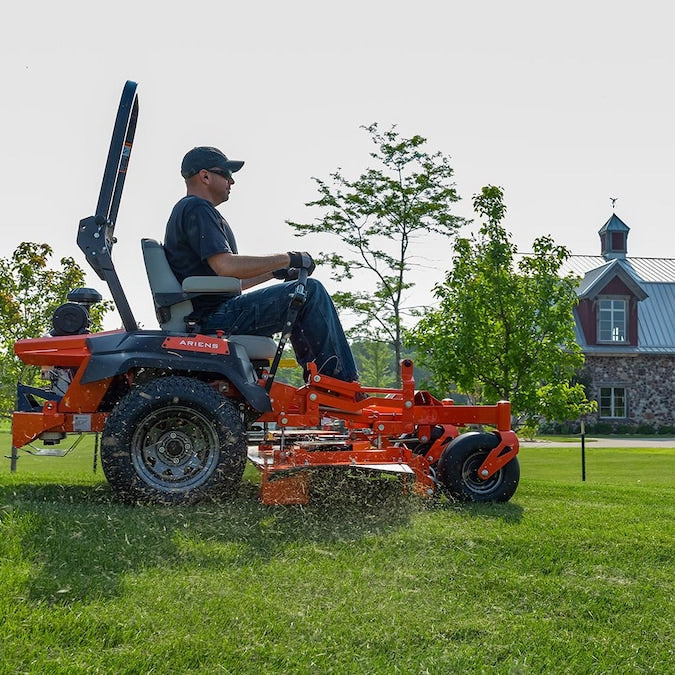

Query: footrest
[350,462,415,474]
[25,448,67,457]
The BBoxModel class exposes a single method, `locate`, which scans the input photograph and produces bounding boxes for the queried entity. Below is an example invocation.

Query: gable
[577,259,648,302]
[600,276,638,297]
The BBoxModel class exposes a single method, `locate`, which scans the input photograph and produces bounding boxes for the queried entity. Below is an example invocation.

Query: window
[599,387,626,418]
[610,232,625,252]
[598,298,627,342]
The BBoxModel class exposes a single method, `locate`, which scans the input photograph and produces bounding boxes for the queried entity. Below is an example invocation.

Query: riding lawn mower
[9,81,520,506]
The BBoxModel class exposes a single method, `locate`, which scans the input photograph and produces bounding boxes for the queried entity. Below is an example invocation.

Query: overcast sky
[2,1,673,330]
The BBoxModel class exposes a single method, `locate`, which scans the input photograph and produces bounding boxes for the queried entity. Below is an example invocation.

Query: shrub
[520,423,539,441]
[590,422,613,435]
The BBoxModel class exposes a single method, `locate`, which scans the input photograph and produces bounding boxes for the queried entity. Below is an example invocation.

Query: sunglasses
[207,167,233,181]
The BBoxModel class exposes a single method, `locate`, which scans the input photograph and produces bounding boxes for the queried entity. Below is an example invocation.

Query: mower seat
[141,238,277,361]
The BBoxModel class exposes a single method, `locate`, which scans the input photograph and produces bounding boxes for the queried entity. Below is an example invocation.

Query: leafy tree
[275,341,399,390]
[273,345,305,388]
[0,242,111,418]
[287,123,465,384]
[351,340,397,388]
[409,186,595,425]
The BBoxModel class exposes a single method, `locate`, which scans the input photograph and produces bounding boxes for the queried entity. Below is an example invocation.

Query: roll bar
[77,81,139,331]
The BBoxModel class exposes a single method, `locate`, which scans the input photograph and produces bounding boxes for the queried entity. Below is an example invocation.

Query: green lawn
[1,432,673,673]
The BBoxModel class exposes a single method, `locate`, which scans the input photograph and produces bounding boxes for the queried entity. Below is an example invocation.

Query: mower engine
[38,287,104,416]
[51,287,103,336]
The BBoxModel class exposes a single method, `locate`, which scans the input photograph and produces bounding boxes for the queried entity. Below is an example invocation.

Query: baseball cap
[181,146,245,178]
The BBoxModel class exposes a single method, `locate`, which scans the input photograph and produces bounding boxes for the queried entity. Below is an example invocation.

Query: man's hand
[287,251,316,275]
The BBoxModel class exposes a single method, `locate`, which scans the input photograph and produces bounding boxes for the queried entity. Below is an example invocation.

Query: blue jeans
[201,278,358,382]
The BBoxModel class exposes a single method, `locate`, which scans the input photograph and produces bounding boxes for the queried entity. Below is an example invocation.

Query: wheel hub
[157,431,193,464]
[130,405,220,488]
[463,451,502,492]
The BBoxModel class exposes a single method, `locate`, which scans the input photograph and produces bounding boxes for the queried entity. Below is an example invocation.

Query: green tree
[0,242,110,417]
[351,340,397,388]
[287,123,465,384]
[273,345,305,388]
[409,186,595,425]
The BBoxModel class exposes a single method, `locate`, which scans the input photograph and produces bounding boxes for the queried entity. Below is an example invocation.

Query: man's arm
[241,272,275,290]
[207,251,291,288]
[207,251,315,290]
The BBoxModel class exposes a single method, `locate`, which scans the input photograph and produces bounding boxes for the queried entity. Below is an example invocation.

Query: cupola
[599,213,629,260]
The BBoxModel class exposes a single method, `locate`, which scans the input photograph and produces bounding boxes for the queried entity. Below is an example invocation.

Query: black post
[93,433,99,473]
[10,445,18,472]
[580,418,586,482]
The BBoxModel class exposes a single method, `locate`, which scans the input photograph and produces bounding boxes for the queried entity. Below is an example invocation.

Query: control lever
[265,267,310,392]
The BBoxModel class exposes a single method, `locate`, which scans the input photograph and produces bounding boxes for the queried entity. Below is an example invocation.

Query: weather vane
[610,196,618,210]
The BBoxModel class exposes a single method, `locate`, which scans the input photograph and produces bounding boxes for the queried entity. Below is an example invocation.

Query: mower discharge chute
[10,81,520,506]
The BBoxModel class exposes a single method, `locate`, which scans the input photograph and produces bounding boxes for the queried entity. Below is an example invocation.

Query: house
[563,213,675,432]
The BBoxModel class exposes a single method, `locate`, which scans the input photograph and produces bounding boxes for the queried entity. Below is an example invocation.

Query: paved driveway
[521,437,675,449]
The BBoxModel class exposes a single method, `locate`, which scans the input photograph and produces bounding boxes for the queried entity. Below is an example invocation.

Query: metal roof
[562,256,675,283]
[598,213,630,233]
[638,283,675,351]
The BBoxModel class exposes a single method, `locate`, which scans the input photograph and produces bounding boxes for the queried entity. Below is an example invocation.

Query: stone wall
[583,353,675,431]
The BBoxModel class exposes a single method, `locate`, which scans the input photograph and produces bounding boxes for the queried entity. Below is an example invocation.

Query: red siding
[577,299,596,343]
[602,277,632,295]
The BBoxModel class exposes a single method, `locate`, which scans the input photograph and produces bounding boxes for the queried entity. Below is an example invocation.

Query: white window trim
[597,296,629,344]
[599,385,628,419]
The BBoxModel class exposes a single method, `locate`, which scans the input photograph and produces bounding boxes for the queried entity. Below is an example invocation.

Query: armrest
[182,276,242,295]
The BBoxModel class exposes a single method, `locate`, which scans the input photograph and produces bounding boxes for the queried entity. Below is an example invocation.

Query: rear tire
[101,376,246,504]
[437,432,519,503]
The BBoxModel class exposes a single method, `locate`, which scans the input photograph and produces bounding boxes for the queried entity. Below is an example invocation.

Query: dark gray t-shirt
[164,195,238,314]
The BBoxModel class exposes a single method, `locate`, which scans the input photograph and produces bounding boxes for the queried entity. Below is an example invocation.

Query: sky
[2,0,674,331]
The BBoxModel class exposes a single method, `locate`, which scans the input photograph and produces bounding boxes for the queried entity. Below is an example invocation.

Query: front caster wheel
[437,432,520,503]
[101,376,247,504]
